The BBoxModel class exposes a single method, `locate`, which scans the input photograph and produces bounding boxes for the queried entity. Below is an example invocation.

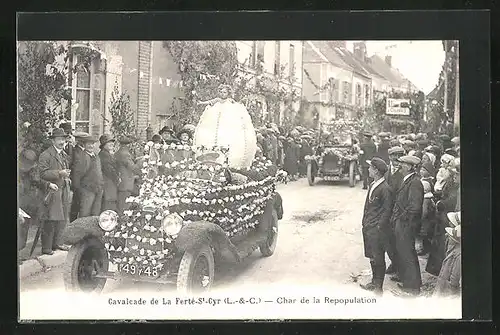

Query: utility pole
[443,40,448,133]
[454,42,460,134]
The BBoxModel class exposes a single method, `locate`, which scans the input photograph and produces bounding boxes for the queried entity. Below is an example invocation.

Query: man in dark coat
[38,128,72,255]
[18,149,56,258]
[60,122,75,163]
[360,157,392,295]
[115,136,141,214]
[99,134,119,212]
[69,133,87,221]
[390,155,424,296]
[375,132,391,165]
[71,134,104,217]
[359,132,377,189]
[383,145,405,274]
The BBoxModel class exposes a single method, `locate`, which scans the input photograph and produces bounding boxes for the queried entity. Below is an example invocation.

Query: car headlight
[162,213,184,236]
[99,210,119,231]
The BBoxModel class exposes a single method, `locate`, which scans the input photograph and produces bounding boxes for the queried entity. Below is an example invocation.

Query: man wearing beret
[390,155,424,296]
[71,134,104,217]
[360,158,393,295]
[359,132,377,190]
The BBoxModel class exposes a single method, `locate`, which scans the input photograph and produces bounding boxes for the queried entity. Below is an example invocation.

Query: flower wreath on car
[103,143,285,268]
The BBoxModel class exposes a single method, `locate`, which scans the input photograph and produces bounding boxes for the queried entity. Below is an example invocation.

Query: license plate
[118,263,160,278]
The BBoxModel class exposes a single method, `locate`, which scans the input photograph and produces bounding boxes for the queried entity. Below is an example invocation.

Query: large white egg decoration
[193,99,257,169]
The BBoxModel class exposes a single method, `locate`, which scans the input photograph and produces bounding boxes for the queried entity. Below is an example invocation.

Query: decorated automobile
[305,120,360,187]
[61,97,284,294]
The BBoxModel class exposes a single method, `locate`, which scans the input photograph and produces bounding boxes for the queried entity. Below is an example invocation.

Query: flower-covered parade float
[61,93,284,294]
[305,120,360,187]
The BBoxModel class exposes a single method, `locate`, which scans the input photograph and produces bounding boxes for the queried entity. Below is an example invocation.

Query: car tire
[259,209,279,257]
[63,237,109,293]
[176,244,215,294]
[349,161,356,187]
[307,163,315,186]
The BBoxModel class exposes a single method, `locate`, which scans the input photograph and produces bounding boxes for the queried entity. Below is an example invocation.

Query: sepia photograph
[17,38,462,320]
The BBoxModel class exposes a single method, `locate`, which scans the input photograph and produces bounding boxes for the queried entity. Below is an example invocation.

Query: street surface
[20,178,435,296]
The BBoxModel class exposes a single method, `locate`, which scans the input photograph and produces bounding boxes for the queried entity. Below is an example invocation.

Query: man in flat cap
[360,157,393,295]
[383,146,405,275]
[359,132,377,190]
[390,155,424,296]
[71,134,104,217]
[37,128,72,254]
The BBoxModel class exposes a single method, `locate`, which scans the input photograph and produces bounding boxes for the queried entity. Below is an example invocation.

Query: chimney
[385,55,392,67]
[353,41,367,62]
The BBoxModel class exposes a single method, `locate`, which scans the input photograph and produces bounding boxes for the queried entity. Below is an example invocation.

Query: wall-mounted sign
[386,98,410,116]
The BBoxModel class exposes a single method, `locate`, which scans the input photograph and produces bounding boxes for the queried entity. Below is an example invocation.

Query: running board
[233,232,267,261]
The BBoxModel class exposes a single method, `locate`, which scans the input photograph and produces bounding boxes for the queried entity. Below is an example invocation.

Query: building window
[289,44,295,80]
[355,83,362,106]
[274,41,281,75]
[342,81,351,104]
[68,49,105,134]
[364,84,370,106]
[252,41,265,69]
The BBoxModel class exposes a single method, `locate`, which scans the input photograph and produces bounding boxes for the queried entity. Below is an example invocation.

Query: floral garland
[322,147,358,161]
[103,146,280,267]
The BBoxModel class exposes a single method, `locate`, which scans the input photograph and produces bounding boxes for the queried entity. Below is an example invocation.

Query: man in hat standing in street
[59,122,75,163]
[390,155,424,296]
[115,136,141,214]
[360,157,392,295]
[99,134,120,212]
[384,145,405,275]
[37,128,72,255]
[71,134,104,217]
[375,132,391,165]
[68,132,88,221]
[359,132,377,190]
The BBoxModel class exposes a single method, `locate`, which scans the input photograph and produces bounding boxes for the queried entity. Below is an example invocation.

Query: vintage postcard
[18,37,462,320]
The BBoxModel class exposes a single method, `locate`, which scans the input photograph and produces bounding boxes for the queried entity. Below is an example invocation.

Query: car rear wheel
[349,161,356,187]
[259,209,279,257]
[307,163,315,186]
[177,244,215,294]
[63,237,109,293]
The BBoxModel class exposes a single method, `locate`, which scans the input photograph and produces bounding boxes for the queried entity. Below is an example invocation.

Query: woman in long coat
[425,169,459,276]
[98,135,120,212]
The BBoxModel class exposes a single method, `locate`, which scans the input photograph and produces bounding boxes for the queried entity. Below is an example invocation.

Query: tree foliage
[18,41,100,154]
[18,41,71,154]
[108,82,136,140]
[162,41,301,131]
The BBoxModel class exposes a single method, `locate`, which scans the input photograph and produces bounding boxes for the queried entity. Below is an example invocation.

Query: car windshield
[324,132,352,146]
